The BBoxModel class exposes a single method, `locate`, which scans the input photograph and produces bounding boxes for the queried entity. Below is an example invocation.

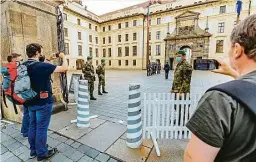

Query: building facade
[62,0,256,70]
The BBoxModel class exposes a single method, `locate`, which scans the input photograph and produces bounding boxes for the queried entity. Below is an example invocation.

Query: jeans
[165,71,169,79]
[28,103,52,157]
[21,106,30,137]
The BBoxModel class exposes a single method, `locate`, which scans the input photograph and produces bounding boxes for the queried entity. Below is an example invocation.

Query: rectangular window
[133,60,136,66]
[77,18,81,25]
[103,27,105,32]
[96,60,98,66]
[118,47,122,57]
[63,13,67,20]
[109,60,111,66]
[220,5,226,14]
[103,49,106,57]
[103,37,105,44]
[149,19,151,26]
[156,31,161,40]
[156,45,161,55]
[108,25,111,31]
[96,48,98,57]
[89,23,91,29]
[125,46,129,56]
[78,32,82,40]
[133,33,137,41]
[65,43,69,55]
[125,34,129,41]
[64,28,68,37]
[118,23,121,29]
[149,45,151,55]
[95,37,98,44]
[95,26,98,31]
[118,35,121,42]
[78,45,82,56]
[89,35,92,42]
[149,32,151,40]
[157,18,161,25]
[216,40,224,53]
[125,60,128,66]
[108,48,111,57]
[89,47,92,56]
[108,36,111,43]
[125,22,129,28]
[218,22,225,33]
[118,60,121,66]
[133,20,137,26]
[133,46,137,56]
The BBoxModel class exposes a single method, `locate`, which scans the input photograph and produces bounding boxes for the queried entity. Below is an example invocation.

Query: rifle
[57,7,69,110]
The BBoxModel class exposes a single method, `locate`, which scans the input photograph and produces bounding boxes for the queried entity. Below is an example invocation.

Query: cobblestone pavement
[80,70,232,122]
[0,121,121,162]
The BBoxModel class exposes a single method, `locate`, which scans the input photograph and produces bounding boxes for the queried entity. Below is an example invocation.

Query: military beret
[101,59,105,62]
[177,50,186,55]
[87,56,93,59]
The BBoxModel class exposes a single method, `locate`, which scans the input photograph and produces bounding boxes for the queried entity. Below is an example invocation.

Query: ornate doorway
[164,11,212,68]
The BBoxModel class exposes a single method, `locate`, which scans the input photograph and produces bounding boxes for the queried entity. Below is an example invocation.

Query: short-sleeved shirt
[24,59,56,106]
[186,71,256,162]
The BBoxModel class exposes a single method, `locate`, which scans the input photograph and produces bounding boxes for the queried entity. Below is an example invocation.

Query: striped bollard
[126,83,142,148]
[77,80,90,128]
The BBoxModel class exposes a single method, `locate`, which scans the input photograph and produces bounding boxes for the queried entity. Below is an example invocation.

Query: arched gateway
[164,11,212,69]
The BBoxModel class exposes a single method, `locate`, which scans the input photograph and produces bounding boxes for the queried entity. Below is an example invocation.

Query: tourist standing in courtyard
[171,50,193,95]
[96,59,108,95]
[184,14,256,162]
[164,61,170,79]
[82,56,97,100]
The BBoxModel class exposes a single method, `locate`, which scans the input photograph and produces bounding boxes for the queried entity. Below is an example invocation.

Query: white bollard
[126,83,142,148]
[77,80,90,128]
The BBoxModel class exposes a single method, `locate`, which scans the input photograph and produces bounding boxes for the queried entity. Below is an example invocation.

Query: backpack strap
[2,87,8,108]
[206,80,256,116]
[10,79,18,114]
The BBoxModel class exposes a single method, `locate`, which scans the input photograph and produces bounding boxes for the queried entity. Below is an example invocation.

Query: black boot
[102,89,108,93]
[90,96,97,100]
[98,90,102,95]
[37,148,58,161]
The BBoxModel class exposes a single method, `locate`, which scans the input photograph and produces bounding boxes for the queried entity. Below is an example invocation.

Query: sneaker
[29,152,36,159]
[37,148,58,161]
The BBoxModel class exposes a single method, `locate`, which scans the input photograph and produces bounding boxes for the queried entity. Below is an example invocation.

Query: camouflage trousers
[88,80,94,96]
[98,75,105,91]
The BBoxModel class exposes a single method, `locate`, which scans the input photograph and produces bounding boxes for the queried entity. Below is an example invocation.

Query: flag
[236,0,242,16]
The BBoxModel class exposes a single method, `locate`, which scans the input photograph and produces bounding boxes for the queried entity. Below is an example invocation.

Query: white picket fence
[143,93,202,156]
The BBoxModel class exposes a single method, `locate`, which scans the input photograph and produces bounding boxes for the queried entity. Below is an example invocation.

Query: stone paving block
[65,139,74,145]
[9,132,21,138]
[92,160,100,162]
[71,141,81,149]
[78,122,126,152]
[107,158,118,162]
[69,151,84,161]
[57,143,72,153]
[142,139,154,149]
[96,153,110,162]
[77,144,92,154]
[51,153,68,162]
[63,147,76,157]
[1,133,12,143]
[19,149,30,161]
[2,137,16,147]
[58,123,92,140]
[7,142,23,152]
[85,148,100,159]
[78,155,93,162]
[89,118,106,129]
[56,136,68,143]
[48,130,53,135]
[120,132,126,140]
[50,133,61,139]
[106,139,150,162]
[3,155,21,162]
[1,151,14,161]
[12,146,28,156]
[1,145,8,155]
[63,158,74,162]
[47,137,62,148]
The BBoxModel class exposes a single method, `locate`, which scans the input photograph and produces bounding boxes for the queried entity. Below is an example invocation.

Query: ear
[234,43,244,59]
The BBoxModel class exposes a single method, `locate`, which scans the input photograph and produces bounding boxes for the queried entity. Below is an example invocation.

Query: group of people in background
[146,61,161,76]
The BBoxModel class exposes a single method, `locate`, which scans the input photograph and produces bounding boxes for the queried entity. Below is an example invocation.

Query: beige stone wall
[1,1,62,121]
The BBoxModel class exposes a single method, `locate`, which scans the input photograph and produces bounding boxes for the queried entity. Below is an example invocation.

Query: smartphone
[207,59,220,70]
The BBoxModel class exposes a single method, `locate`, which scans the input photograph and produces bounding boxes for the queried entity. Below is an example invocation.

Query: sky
[83,0,147,15]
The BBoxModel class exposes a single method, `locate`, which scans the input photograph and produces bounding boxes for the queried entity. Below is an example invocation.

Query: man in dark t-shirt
[184,15,256,162]
[25,43,68,161]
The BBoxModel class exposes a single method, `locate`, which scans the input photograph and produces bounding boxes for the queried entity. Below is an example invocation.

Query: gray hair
[230,14,256,60]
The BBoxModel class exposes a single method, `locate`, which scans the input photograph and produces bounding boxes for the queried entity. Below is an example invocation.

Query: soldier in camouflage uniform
[82,56,97,100]
[171,50,193,95]
[96,59,108,95]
